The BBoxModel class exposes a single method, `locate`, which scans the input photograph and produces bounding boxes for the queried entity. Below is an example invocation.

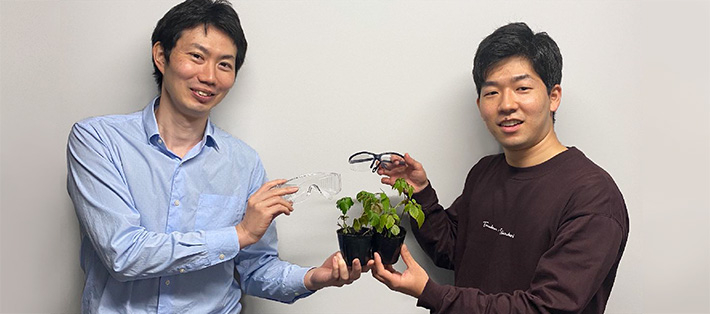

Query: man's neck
[154,100,208,159]
[503,131,567,168]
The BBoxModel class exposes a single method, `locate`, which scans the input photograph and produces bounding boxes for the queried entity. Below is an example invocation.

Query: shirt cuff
[205,226,240,264]
[287,266,316,302]
[417,278,446,310]
[412,182,439,214]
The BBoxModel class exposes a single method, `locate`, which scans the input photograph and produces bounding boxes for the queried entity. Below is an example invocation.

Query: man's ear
[153,42,166,74]
[548,84,562,113]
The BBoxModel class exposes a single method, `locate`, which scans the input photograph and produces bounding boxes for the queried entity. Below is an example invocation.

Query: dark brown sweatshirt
[412,147,628,314]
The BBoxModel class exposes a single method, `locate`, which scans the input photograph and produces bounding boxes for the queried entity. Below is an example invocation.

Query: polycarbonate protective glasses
[348,151,404,173]
[278,172,342,204]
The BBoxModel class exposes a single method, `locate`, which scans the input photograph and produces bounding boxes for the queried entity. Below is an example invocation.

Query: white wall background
[1,0,709,313]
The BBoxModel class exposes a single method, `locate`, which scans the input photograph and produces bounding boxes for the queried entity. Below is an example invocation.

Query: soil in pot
[337,228,373,266]
[373,228,406,265]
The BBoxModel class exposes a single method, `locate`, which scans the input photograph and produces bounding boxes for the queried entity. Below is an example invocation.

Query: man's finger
[350,258,362,282]
[270,185,299,197]
[364,259,375,273]
[256,179,289,194]
[400,244,417,269]
[380,176,395,186]
[257,197,295,216]
[361,260,372,273]
[338,255,349,281]
[404,153,419,168]
[331,255,339,279]
[372,252,393,283]
[370,253,384,281]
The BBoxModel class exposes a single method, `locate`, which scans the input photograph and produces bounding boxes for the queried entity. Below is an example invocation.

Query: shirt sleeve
[416,194,627,313]
[234,162,314,303]
[66,123,240,282]
[235,223,314,303]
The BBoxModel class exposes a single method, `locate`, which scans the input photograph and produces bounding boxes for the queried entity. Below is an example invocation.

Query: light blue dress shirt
[67,98,313,313]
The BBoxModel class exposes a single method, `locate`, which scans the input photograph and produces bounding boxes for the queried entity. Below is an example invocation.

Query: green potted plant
[335,196,373,266]
[336,178,425,265]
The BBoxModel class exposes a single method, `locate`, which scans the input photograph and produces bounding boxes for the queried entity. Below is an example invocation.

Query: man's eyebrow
[482,73,533,87]
[190,43,236,60]
[512,74,533,82]
[481,80,497,88]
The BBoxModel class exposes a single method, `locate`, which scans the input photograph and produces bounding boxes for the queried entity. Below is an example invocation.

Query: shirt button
[295,292,300,296]
[179,268,186,273]
[158,138,163,144]
[165,280,170,286]
[219,254,225,260]
[174,200,180,206]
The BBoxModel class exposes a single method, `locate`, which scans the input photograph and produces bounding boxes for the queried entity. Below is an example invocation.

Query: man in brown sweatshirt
[369,22,629,314]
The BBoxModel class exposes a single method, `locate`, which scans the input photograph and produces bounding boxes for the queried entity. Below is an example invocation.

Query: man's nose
[198,64,216,85]
[499,90,518,114]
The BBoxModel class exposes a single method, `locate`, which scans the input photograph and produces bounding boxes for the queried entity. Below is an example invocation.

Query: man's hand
[235,179,298,248]
[304,252,364,291]
[377,153,429,193]
[369,244,429,298]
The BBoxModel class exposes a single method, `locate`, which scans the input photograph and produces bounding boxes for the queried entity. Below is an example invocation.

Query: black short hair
[151,0,247,90]
[472,22,562,96]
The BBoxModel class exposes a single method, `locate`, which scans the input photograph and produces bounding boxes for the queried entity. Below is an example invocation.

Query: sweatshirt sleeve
[410,183,461,270]
[411,163,482,270]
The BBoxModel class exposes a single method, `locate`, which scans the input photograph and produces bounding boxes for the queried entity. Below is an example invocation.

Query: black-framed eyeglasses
[348,151,405,173]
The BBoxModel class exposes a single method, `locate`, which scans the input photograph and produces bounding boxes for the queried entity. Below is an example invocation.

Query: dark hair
[151,0,247,90]
[472,22,562,97]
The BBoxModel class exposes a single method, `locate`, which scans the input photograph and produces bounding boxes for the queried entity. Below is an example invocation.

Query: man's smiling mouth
[499,120,523,127]
[192,89,214,97]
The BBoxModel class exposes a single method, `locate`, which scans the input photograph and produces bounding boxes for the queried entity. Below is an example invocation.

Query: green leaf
[353,219,361,232]
[390,224,400,236]
[369,214,380,229]
[403,202,412,214]
[336,197,354,215]
[377,215,386,231]
[412,204,425,228]
[393,178,406,195]
[385,214,396,229]
[392,178,415,199]
[360,216,370,228]
[357,191,375,203]
[379,193,391,210]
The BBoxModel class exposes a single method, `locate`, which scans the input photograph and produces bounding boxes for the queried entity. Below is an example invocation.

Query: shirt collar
[204,117,219,150]
[142,97,220,150]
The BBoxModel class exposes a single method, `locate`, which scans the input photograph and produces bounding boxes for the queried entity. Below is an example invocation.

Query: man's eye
[191,53,203,60]
[219,62,233,70]
[518,86,531,91]
[484,91,498,97]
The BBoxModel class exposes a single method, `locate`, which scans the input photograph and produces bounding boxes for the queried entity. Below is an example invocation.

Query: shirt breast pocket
[195,194,245,230]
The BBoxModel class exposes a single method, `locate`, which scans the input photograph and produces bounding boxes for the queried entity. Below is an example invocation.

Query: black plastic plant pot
[373,228,406,265]
[337,229,373,267]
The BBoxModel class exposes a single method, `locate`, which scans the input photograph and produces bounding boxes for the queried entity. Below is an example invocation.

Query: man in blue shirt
[66,0,362,312]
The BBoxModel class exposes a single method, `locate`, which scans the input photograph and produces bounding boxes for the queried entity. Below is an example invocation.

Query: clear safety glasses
[348,151,404,173]
[279,172,342,204]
